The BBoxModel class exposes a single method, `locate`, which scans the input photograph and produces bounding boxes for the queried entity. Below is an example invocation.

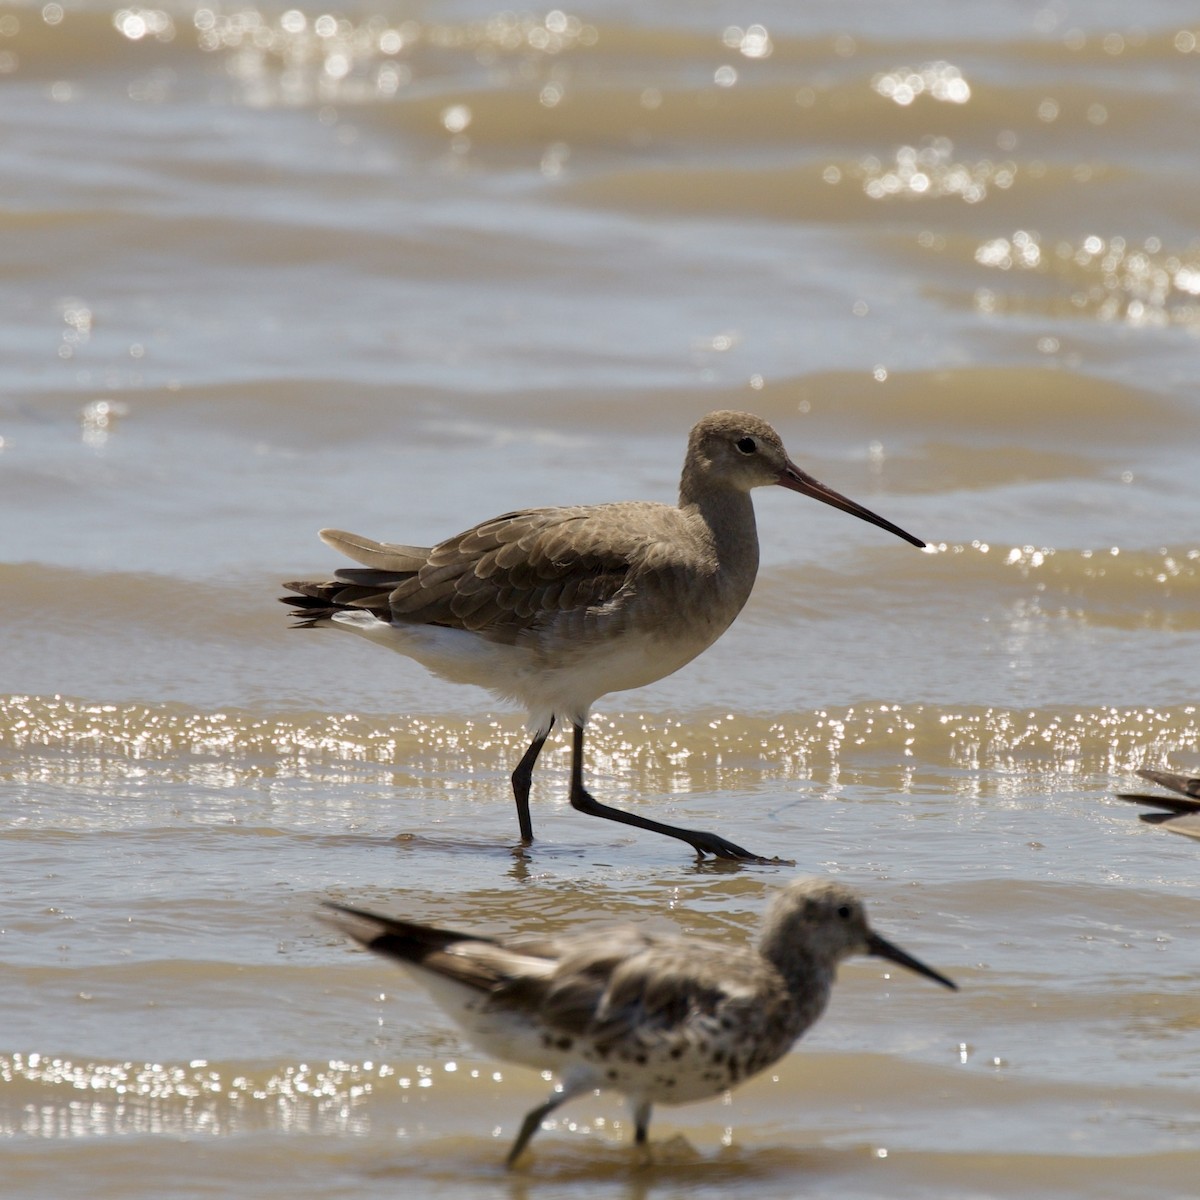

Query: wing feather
[286,502,697,644]
[320,528,431,572]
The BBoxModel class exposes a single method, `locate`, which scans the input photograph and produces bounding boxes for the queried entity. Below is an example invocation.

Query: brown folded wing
[283,504,687,644]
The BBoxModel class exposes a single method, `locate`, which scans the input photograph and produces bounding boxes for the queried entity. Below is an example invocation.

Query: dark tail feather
[322,901,493,964]
[279,590,339,628]
[331,568,413,588]
[280,578,397,627]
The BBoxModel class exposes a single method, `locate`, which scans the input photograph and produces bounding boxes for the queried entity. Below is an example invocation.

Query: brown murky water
[2,3,1200,1197]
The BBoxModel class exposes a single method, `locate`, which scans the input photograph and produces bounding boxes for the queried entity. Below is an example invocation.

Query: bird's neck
[678,477,760,571]
[759,937,837,1033]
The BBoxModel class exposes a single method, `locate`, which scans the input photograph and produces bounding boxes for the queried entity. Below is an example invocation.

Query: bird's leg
[567,724,778,862]
[506,1076,586,1168]
[633,1100,652,1146]
[510,718,555,844]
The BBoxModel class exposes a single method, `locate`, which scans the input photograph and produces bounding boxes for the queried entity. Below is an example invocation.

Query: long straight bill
[866,930,957,990]
[777,462,926,548]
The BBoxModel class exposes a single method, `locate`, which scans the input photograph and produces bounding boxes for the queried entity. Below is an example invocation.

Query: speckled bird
[326,877,957,1166]
[283,412,925,860]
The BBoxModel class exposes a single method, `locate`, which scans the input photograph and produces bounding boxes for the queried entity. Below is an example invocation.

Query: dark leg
[567,724,776,862]
[506,1077,586,1168]
[633,1100,652,1146]
[511,717,555,844]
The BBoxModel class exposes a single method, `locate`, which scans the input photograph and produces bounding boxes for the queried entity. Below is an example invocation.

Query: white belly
[328,611,713,730]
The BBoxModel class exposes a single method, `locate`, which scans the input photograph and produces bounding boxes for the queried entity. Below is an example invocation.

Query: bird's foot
[687,831,792,864]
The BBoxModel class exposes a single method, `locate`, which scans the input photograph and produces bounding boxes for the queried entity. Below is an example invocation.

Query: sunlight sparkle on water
[3,690,1197,802]
[872,61,970,106]
[113,8,175,42]
[971,231,1200,327]
[441,104,472,133]
[860,139,1013,203]
[182,6,597,106]
[722,24,773,59]
[0,1053,387,1137]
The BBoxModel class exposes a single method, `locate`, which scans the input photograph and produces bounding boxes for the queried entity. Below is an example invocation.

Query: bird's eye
[735,437,757,455]
[836,905,852,920]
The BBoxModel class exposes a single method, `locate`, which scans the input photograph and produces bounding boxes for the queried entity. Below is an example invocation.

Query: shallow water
[3,2,1200,1197]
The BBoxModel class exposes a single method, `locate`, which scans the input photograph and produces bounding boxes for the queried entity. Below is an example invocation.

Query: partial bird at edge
[1116,767,1200,839]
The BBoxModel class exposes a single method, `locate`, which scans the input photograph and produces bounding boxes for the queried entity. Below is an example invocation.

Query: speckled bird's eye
[837,905,852,920]
[735,437,757,454]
